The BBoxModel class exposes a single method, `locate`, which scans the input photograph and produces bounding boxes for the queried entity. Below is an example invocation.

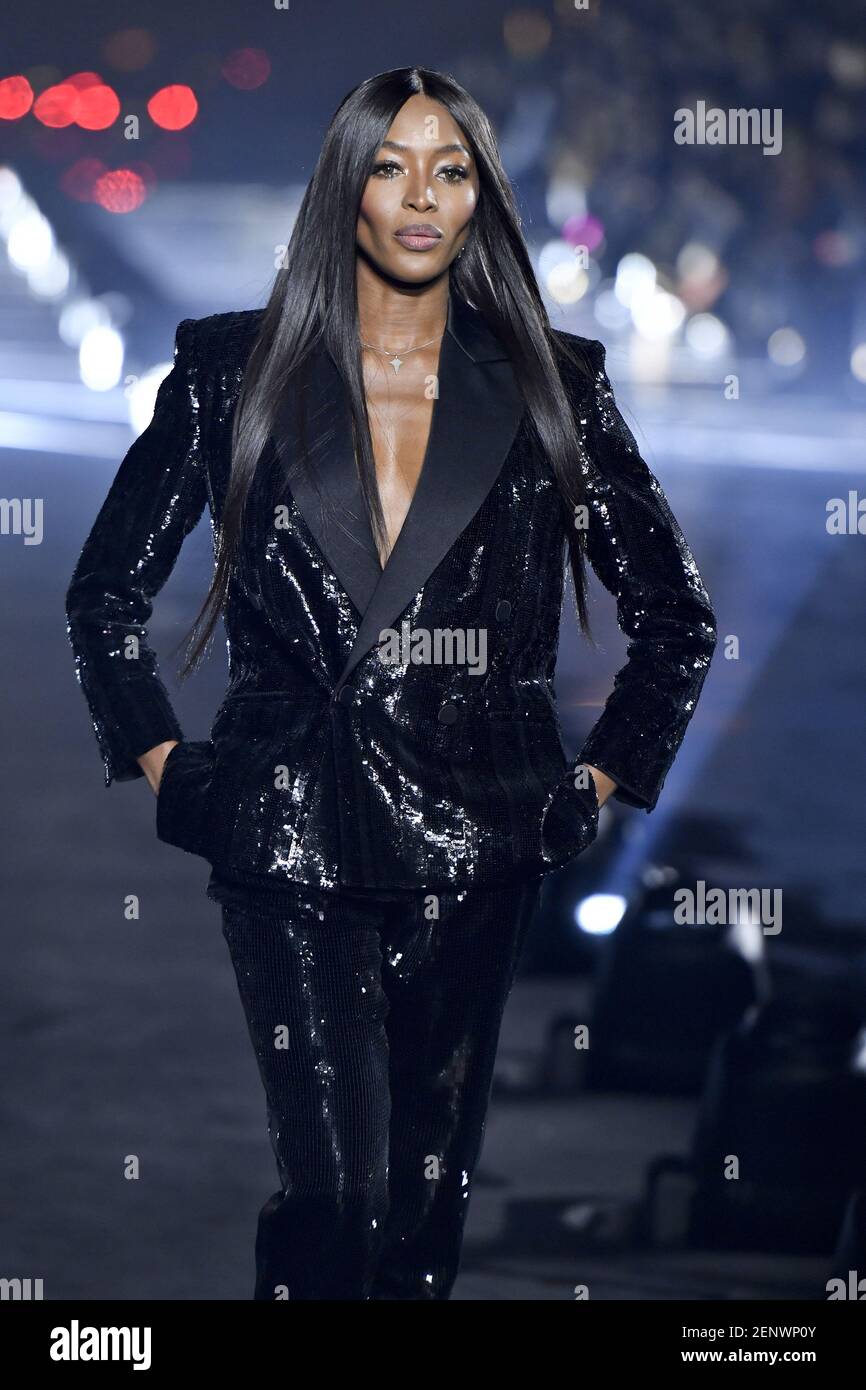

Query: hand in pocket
[540,763,600,864]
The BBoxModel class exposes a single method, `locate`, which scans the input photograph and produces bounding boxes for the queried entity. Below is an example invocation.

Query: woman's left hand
[587,763,617,807]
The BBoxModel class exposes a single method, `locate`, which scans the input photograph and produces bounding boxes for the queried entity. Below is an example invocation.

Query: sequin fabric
[64,305,717,895]
[218,874,542,1299]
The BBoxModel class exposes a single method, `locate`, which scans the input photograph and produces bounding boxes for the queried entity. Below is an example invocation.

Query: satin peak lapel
[269,349,384,620]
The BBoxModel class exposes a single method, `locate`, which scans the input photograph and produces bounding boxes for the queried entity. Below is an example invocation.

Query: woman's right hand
[137,740,180,795]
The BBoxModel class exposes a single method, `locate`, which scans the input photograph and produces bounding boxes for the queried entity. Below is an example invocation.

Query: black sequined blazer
[65,288,717,894]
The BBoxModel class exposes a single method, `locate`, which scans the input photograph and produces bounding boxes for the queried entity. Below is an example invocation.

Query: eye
[371,160,403,178]
[437,165,470,183]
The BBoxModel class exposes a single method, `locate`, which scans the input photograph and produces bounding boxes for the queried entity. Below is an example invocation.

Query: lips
[394,225,442,252]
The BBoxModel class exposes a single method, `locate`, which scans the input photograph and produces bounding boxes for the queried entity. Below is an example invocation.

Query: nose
[403,178,437,214]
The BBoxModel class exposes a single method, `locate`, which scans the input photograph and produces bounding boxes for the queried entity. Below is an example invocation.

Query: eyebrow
[379,139,472,158]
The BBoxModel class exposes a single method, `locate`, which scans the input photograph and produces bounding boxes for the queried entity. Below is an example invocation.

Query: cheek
[358,182,393,238]
[451,182,479,228]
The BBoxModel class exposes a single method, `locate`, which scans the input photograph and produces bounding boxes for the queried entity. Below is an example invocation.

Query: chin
[378,255,449,286]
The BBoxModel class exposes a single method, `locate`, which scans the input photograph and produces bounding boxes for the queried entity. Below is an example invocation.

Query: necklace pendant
[390,356,403,374]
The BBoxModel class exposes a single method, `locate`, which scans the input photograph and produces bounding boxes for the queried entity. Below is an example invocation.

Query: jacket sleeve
[65,316,209,786]
[573,339,717,811]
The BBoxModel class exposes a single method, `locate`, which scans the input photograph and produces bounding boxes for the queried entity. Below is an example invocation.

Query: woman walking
[66,66,716,1299]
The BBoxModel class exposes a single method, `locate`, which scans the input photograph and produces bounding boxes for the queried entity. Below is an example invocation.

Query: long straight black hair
[180,64,595,676]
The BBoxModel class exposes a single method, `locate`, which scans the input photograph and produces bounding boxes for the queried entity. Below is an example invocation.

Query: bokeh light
[33,83,79,128]
[221,48,271,91]
[676,241,728,311]
[594,286,632,331]
[539,238,577,280]
[575,894,628,936]
[128,359,173,434]
[27,246,71,299]
[614,252,657,307]
[147,85,198,131]
[103,28,157,72]
[503,8,553,59]
[562,213,605,255]
[767,327,806,366]
[79,323,124,391]
[813,230,856,267]
[65,72,104,92]
[685,313,731,359]
[547,261,589,304]
[93,168,147,214]
[58,296,113,347]
[60,158,109,202]
[631,286,686,341]
[0,76,34,121]
[546,164,587,226]
[849,343,866,382]
[7,208,54,270]
[74,84,121,131]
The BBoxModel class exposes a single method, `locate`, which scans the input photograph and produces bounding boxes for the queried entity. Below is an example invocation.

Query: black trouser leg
[219,887,392,1300]
[369,878,542,1300]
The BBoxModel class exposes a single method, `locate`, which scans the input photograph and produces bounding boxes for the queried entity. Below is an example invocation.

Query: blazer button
[437,701,458,724]
[495,599,512,621]
[336,685,355,706]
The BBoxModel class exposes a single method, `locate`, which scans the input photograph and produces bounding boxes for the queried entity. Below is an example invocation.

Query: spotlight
[574,893,627,936]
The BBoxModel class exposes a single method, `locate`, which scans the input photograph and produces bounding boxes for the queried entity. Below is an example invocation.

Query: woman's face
[357,93,480,284]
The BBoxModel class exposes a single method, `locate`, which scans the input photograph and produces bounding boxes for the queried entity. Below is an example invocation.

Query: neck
[355,258,450,350]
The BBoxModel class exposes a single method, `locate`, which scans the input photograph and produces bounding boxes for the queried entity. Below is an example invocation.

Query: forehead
[382,94,470,150]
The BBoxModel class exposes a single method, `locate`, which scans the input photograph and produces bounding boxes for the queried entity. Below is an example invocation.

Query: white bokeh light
[574,893,628,935]
[686,312,731,358]
[849,343,866,382]
[614,252,656,307]
[631,287,686,341]
[7,210,54,271]
[27,247,71,299]
[767,327,806,367]
[127,361,173,434]
[547,260,589,303]
[59,298,113,348]
[79,324,124,392]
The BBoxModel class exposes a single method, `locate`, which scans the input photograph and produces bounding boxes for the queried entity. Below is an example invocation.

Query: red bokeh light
[93,167,147,213]
[31,76,119,129]
[61,157,156,204]
[147,84,197,130]
[33,82,79,127]
[221,47,270,91]
[75,83,121,130]
[125,160,158,193]
[0,75,34,120]
[65,71,104,91]
[60,157,109,201]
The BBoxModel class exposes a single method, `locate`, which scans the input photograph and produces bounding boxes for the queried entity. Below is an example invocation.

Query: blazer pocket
[156,739,216,860]
[443,714,570,808]
[539,769,600,866]
[206,696,327,873]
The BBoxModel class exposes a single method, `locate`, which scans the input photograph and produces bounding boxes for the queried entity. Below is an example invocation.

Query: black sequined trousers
[215,874,542,1300]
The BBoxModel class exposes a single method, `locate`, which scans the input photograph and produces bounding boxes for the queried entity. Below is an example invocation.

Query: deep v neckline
[366,369,442,575]
[269,287,527,686]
